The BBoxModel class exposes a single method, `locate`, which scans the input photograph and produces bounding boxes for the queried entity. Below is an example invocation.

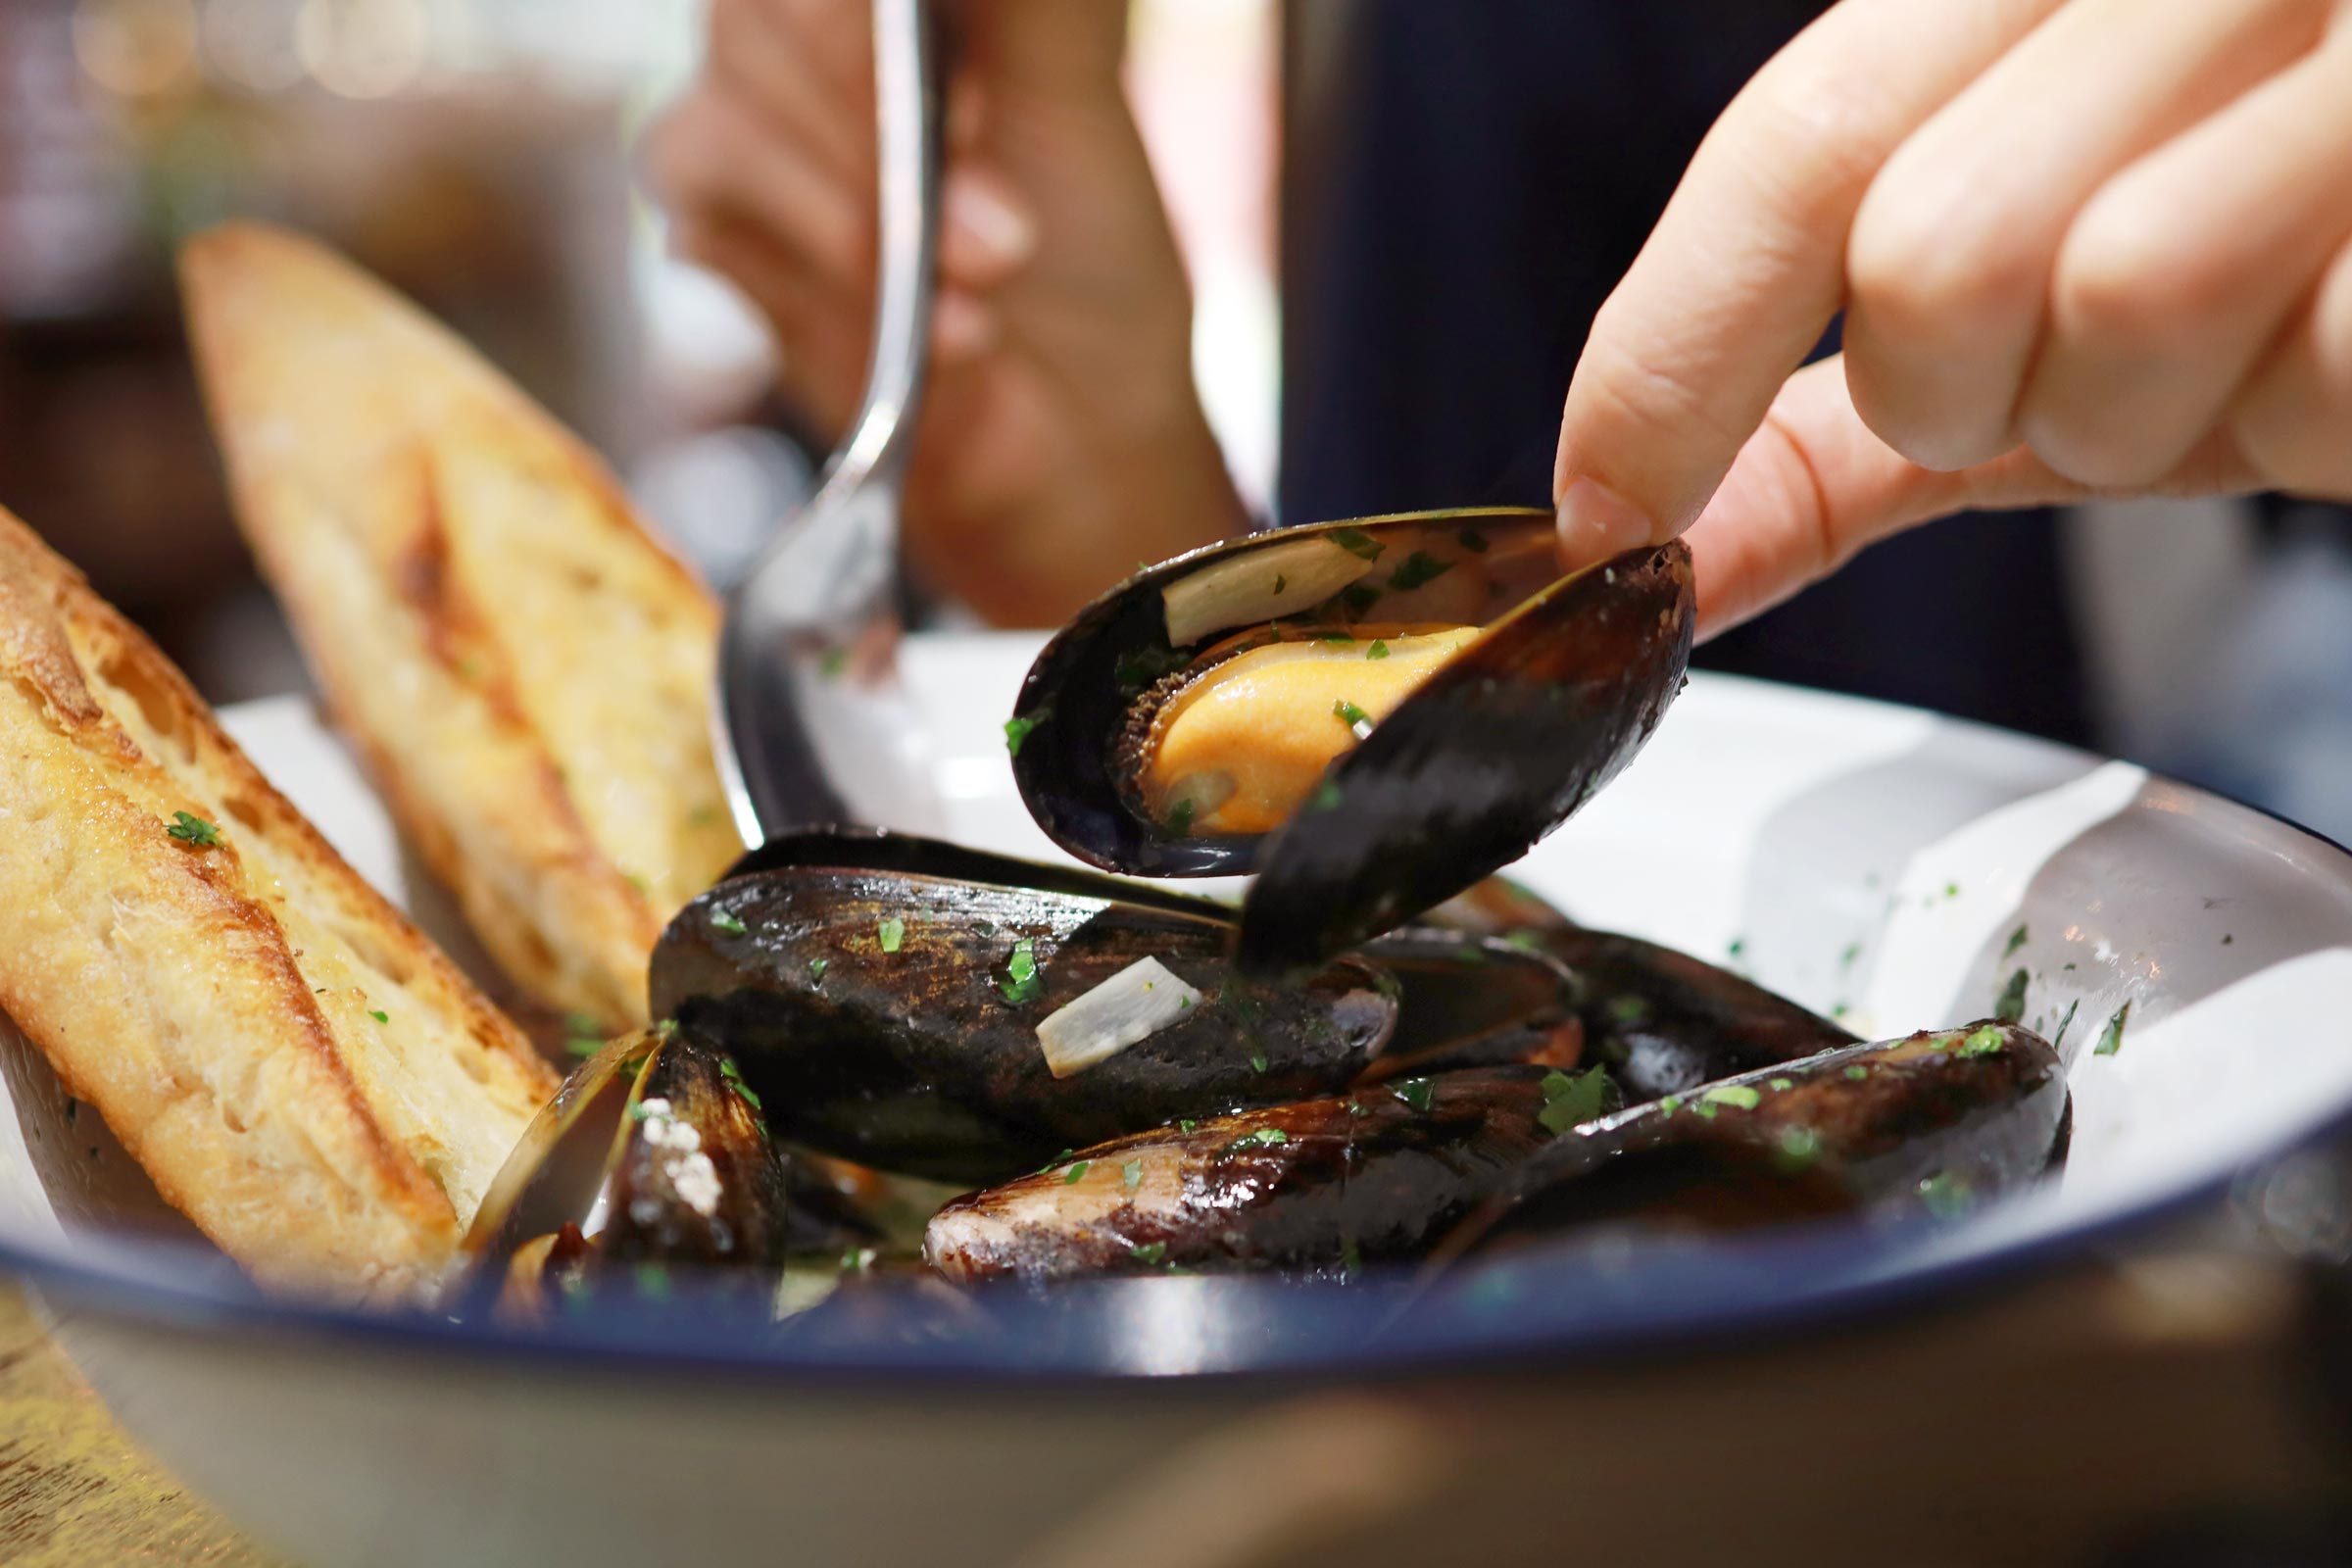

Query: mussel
[1006,509,1696,968]
[1440,1021,2072,1261]
[651,832,1400,1184]
[923,1066,1561,1284]
[463,1019,876,1312]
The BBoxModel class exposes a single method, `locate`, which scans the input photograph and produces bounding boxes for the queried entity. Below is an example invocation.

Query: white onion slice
[1160,537,1374,649]
[1036,956,1203,1079]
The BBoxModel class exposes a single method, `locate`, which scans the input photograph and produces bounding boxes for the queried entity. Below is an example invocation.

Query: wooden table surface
[0,1286,277,1567]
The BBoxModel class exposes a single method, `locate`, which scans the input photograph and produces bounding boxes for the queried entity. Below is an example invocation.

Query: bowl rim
[8,675,2345,1386]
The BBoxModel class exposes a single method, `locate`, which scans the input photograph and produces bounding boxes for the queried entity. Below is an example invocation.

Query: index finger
[1552,0,2064,564]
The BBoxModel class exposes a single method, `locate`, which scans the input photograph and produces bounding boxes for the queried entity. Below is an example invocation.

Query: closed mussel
[652,841,1399,1185]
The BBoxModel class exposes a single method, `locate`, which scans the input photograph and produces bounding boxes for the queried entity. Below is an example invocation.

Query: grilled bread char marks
[179,222,739,1030]
[0,514,555,1298]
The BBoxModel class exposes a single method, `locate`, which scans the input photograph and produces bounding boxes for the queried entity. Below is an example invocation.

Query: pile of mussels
[465,510,2072,1307]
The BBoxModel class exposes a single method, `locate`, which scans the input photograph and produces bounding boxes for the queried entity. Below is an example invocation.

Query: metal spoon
[712,0,944,848]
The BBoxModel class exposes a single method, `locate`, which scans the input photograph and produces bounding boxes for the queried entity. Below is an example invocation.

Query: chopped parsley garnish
[1178,1119,1199,1134]
[1768,1077,1793,1091]
[1657,1096,1684,1114]
[1831,1003,1850,1019]
[634,1262,672,1298]
[1957,1025,2007,1058]
[1393,1078,1436,1112]
[1727,937,1746,958]
[1333,699,1371,729]
[1691,1102,1719,1119]
[1308,781,1344,812]
[1115,645,1190,690]
[1993,966,2030,1024]
[808,958,829,982]
[1122,1159,1143,1191]
[1838,942,1861,969]
[2049,997,2080,1052]
[1004,710,1050,758]
[1458,526,1490,553]
[1388,552,1454,591]
[1773,1126,1821,1172]
[1062,1160,1091,1185]
[1365,639,1391,661]
[1341,585,1385,616]
[1843,1065,1870,1081]
[1330,526,1384,562]
[1605,995,1649,1025]
[368,1008,389,1024]
[1130,1242,1168,1265]
[1500,929,1544,955]
[1538,1066,1613,1133]
[166,811,224,849]
[2222,933,2234,946]
[1224,1127,1290,1154]
[841,1248,876,1273]
[1917,1171,1974,1220]
[999,938,1043,1004]
[876,916,906,954]
[818,648,850,678]
[1250,1053,1269,1074]
[565,1033,604,1058]
[2003,923,2030,958]
[1703,1084,1761,1110]
[2092,1001,2131,1057]
[1341,1236,1363,1274]
[1165,798,1197,836]
[710,909,749,936]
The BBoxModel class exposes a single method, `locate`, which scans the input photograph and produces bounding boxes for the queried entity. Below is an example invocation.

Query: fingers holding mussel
[923,1066,1581,1285]
[652,859,1398,1185]
[1437,1022,2072,1264]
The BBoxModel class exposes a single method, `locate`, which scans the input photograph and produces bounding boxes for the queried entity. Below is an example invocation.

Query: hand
[1550,0,2352,635]
[647,0,1243,624]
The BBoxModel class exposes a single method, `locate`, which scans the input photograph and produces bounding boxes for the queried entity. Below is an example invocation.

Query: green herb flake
[1606,995,1649,1025]
[1115,646,1190,690]
[1130,1242,1168,1266]
[1388,551,1455,591]
[1365,639,1391,662]
[1062,1160,1091,1185]
[1308,781,1344,812]
[1993,966,2030,1024]
[1458,526,1490,554]
[1656,1096,1684,1115]
[564,1035,603,1058]
[1831,1003,1850,1019]
[1227,1127,1289,1153]
[1538,1066,1613,1134]
[808,958,829,982]
[1838,942,1861,969]
[1393,1078,1436,1113]
[2222,933,2234,946]
[1273,573,1288,595]
[1728,937,1746,958]
[368,1008,389,1024]
[1691,1101,1720,1120]
[2003,923,2030,958]
[1918,1171,1974,1220]
[634,1262,672,1298]
[999,937,1043,1004]
[840,1247,876,1274]
[1958,1025,2007,1058]
[1179,1119,1199,1134]
[1341,1236,1364,1275]
[2050,997,2081,1052]
[1703,1084,1762,1110]
[1250,1053,1269,1075]
[1333,699,1371,729]
[710,909,749,937]
[818,648,850,679]
[1165,798,1198,837]
[166,811,224,849]
[1499,929,1544,956]
[1122,1159,1144,1191]
[2063,961,2078,971]
[1945,881,1960,899]
[1320,633,1356,648]
[1843,1065,1870,1082]
[1004,710,1050,758]
[876,916,906,954]
[2092,1002,2132,1058]
[1769,1077,1794,1092]
[1773,1125,1822,1173]
[1330,526,1385,562]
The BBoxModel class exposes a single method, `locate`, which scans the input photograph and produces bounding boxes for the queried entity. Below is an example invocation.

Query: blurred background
[4,0,2350,842]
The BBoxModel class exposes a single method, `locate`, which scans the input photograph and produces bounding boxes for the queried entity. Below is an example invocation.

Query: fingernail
[945,174,1036,271]
[1554,476,1655,564]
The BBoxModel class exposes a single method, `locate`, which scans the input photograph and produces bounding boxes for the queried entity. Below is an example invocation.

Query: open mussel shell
[1006,507,1694,969]
[462,1020,850,1315]
[1437,1021,2072,1263]
[924,1066,1558,1285]
[1355,927,1584,1081]
[651,849,1399,1186]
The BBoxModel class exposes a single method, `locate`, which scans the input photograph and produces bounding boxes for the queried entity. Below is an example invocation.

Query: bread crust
[0,513,556,1298]
[180,223,741,1031]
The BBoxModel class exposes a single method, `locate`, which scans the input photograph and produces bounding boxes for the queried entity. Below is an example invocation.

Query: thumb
[1681,355,2257,637]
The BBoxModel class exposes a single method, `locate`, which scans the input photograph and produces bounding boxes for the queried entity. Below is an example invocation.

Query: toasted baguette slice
[180,223,740,1031]
[0,512,556,1298]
